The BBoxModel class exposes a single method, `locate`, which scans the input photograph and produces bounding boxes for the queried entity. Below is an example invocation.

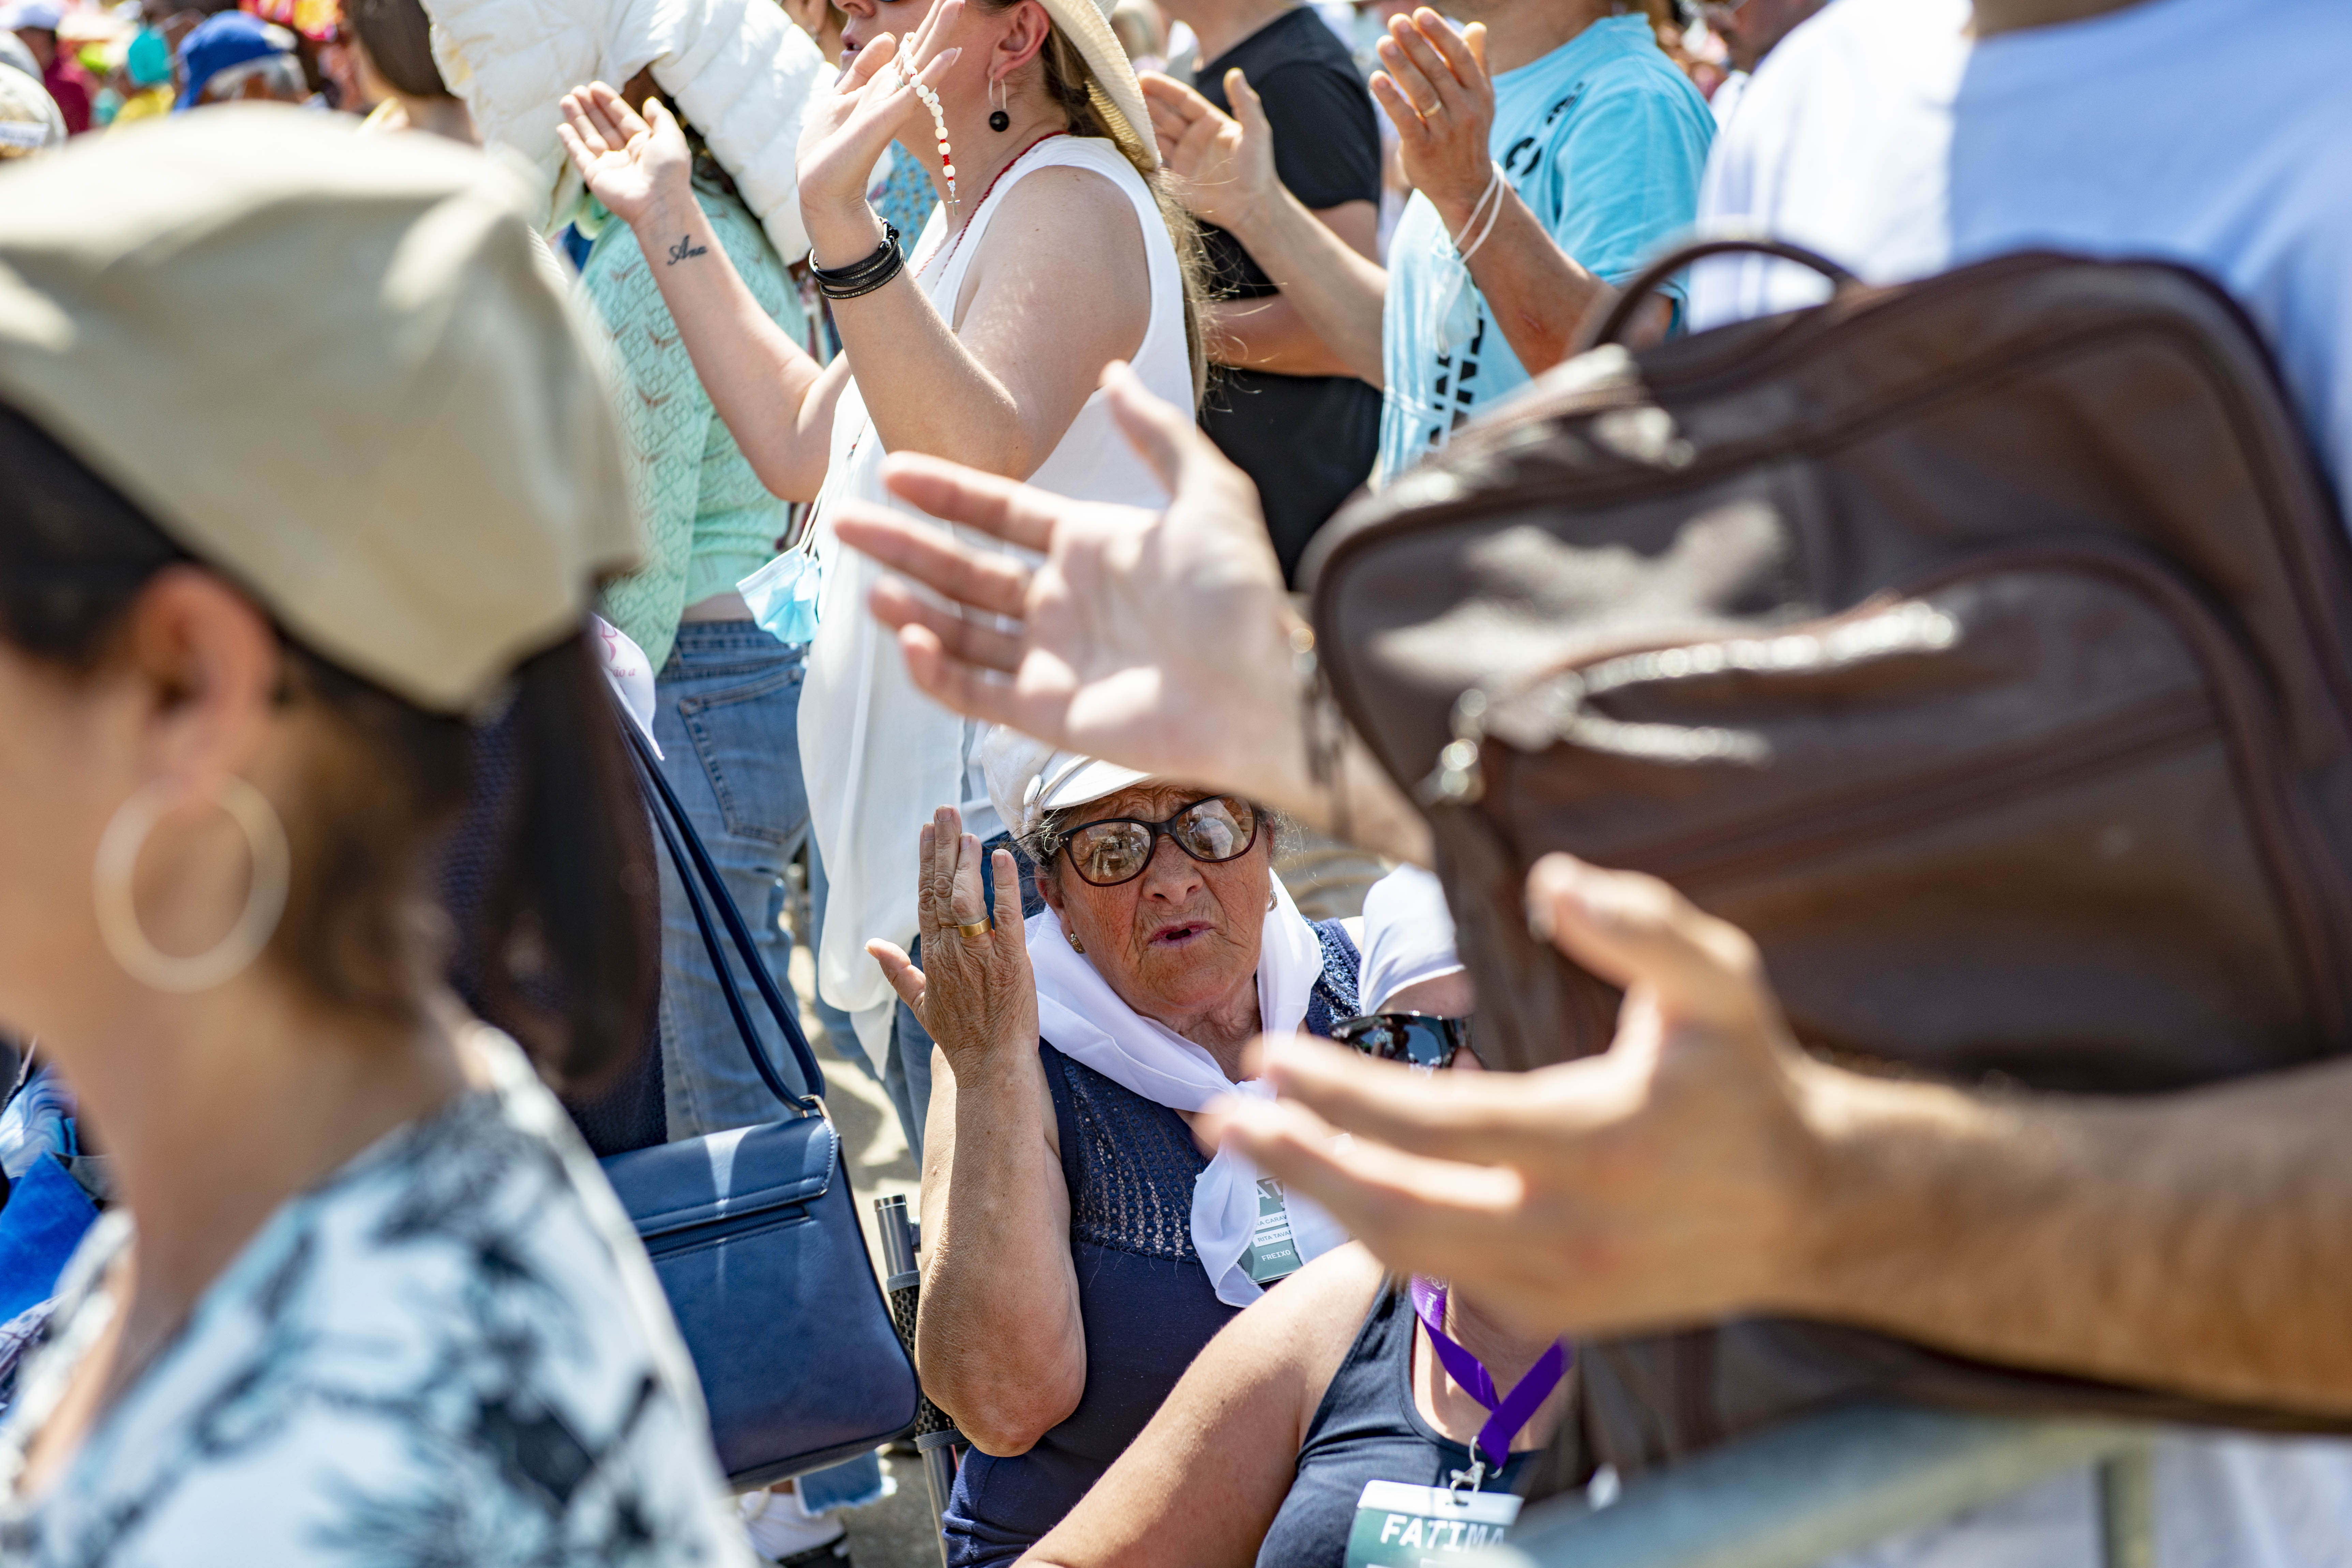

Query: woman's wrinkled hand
[1371,9,1498,236]
[797,2,964,265]
[1141,69,1278,239]
[556,81,693,232]
[869,806,1039,1077]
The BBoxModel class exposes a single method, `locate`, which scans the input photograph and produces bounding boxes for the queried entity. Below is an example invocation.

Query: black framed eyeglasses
[1331,1012,1473,1072]
[1059,796,1262,887]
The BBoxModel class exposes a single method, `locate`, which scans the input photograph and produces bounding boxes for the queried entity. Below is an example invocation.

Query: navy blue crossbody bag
[603,718,919,1487]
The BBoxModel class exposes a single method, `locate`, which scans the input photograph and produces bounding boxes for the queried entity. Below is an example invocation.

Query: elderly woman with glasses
[991,865,1564,1568]
[867,730,1367,1566]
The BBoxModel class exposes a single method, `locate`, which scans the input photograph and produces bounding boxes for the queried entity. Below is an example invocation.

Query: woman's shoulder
[987,148,1152,231]
[5,1034,740,1567]
[1193,1243,1387,1420]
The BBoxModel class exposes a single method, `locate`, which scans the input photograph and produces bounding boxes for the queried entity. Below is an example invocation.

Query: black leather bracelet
[809,222,903,300]
[817,249,905,300]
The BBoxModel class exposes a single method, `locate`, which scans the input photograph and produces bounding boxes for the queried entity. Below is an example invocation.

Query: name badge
[1345,1479,1524,1567]
[1238,1177,1304,1284]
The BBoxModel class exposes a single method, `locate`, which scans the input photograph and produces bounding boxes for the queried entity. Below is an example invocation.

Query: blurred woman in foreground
[0,110,739,1564]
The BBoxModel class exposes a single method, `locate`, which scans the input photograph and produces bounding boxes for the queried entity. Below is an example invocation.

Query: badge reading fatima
[1238,1177,1304,1284]
[1345,1480,1523,1567]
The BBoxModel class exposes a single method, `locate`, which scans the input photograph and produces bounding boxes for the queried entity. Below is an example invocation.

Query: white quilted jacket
[424,0,829,261]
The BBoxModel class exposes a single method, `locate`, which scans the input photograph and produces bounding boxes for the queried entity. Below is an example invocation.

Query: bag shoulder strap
[619,710,828,1111]
[1583,235,1861,350]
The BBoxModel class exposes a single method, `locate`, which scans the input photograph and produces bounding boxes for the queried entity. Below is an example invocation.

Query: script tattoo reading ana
[665,234,709,265]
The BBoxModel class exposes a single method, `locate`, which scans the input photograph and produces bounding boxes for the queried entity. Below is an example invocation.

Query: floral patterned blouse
[0,1030,750,1568]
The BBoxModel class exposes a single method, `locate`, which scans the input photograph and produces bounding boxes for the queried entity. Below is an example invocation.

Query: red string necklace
[929,130,1067,275]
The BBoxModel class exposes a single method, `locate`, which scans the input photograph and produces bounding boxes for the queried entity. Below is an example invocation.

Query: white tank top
[800,135,1195,1062]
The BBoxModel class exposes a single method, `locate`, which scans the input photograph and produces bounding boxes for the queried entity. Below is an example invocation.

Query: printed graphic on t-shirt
[1418,311,1487,456]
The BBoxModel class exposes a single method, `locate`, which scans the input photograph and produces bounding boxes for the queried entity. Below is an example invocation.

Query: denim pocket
[679,665,809,848]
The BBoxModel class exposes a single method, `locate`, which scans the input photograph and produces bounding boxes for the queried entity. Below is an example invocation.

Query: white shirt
[1691,1,2352,1563]
[1708,68,1749,127]
[1688,0,2352,518]
[799,136,1197,1069]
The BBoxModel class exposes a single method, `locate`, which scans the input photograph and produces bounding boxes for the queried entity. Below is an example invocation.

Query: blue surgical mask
[738,547,823,647]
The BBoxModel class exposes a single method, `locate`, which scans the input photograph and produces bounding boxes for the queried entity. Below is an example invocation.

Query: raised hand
[797,1,964,262]
[1372,9,1499,234]
[1215,853,1826,1340]
[828,362,1307,810]
[868,806,1038,1075]
[1140,68,1279,238]
[556,82,693,230]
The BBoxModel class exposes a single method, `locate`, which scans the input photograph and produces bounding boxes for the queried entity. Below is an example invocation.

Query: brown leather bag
[1306,242,2352,1471]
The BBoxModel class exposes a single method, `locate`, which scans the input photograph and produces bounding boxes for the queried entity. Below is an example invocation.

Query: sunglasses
[1331,1012,1473,1072]
[1059,796,1262,887]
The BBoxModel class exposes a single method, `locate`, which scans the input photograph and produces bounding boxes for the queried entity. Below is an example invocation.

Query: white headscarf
[1358,865,1464,1013]
[1026,875,1349,1308]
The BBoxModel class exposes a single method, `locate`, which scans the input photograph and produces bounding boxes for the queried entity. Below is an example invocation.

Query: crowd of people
[1,0,2350,1564]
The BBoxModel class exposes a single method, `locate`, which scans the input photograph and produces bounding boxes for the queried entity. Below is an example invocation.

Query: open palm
[826,363,1304,807]
[556,82,691,229]
[1140,69,1276,235]
[796,0,965,235]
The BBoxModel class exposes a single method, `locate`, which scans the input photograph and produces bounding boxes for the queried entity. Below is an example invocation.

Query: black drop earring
[989,76,1010,133]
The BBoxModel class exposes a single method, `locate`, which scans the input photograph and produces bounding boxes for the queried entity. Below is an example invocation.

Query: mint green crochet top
[582,173,813,671]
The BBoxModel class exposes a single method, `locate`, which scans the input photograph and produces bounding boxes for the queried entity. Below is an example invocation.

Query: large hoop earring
[94,775,291,994]
[989,75,1009,133]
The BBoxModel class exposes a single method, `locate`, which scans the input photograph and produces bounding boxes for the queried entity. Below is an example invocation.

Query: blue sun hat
[175,11,295,109]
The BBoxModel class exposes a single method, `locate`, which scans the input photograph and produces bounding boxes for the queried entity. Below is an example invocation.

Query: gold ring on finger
[955,918,992,940]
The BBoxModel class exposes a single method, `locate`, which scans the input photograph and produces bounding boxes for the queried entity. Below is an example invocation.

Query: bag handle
[618,709,829,1114]
[1582,235,1863,351]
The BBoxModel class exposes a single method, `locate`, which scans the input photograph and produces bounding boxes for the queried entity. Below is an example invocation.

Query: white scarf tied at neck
[1025,876,1349,1308]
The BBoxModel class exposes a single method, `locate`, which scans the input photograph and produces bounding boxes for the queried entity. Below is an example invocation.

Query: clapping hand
[868,807,1039,1073]
[797,2,964,262]
[1140,68,1279,237]
[557,83,693,231]
[827,362,1309,813]
[1372,9,1500,235]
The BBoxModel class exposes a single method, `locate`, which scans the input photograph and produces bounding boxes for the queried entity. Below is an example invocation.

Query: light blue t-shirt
[1377,14,1713,485]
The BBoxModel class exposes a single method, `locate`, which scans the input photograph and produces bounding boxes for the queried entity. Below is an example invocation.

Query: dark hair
[346,0,450,99]
[0,401,655,1088]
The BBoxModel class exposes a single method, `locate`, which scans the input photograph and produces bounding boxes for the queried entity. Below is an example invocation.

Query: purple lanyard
[1409,1276,1569,1484]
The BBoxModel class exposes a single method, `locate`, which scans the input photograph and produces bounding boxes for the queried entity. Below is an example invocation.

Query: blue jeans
[654,624,818,1139]
[653,624,882,1512]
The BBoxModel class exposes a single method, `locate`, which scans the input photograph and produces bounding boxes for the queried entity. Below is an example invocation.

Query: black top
[1195,8,1382,584]
[941,922,1362,1567]
[1255,1284,1532,1568]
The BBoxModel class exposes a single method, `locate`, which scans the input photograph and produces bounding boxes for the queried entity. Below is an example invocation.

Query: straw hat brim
[1035,0,1157,172]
